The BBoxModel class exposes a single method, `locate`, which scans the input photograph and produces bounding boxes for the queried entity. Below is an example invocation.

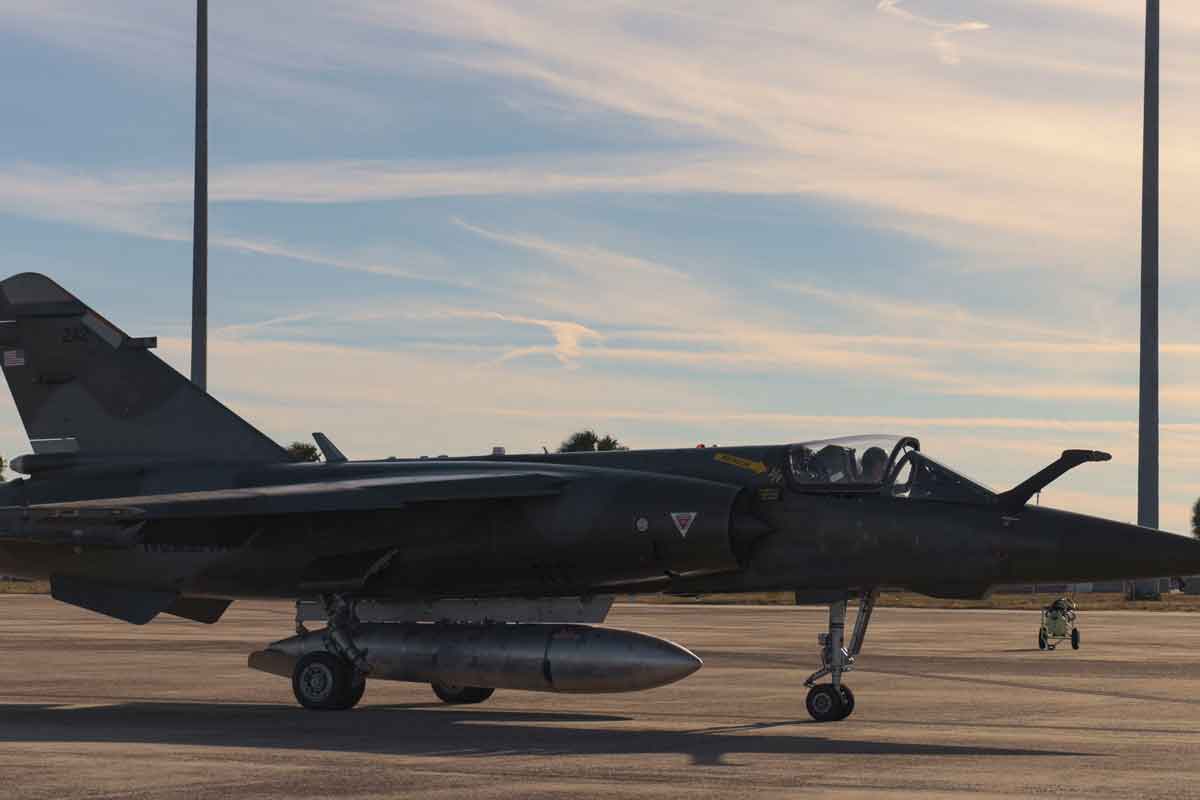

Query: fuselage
[2,439,1199,602]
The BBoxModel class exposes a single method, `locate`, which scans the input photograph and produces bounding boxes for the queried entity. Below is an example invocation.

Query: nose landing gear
[803,588,877,722]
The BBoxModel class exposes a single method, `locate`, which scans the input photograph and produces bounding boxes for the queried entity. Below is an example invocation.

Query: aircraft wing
[1,469,568,531]
[0,470,571,625]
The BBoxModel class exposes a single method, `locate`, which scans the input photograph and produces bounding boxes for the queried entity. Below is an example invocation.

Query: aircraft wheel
[339,673,367,709]
[293,652,355,710]
[805,684,845,722]
[1038,630,1047,650]
[836,685,855,720]
[432,682,495,704]
[1071,628,1081,650]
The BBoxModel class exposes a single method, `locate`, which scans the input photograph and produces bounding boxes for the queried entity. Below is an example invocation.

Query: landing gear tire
[806,684,848,722]
[293,652,360,710]
[340,674,367,709]
[836,684,855,719]
[432,682,495,705]
[1038,630,1048,650]
[1071,628,1081,650]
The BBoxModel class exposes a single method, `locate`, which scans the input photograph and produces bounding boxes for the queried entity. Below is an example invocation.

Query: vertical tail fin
[0,273,286,462]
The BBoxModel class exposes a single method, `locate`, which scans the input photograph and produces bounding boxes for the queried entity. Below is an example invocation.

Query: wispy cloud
[434,310,602,367]
[212,235,471,289]
[877,1,990,65]
[3,152,1191,411]
[3,0,1196,265]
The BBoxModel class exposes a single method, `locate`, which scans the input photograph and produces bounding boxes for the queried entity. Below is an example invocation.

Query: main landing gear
[804,588,878,722]
[285,595,498,710]
[292,595,369,711]
[293,651,367,710]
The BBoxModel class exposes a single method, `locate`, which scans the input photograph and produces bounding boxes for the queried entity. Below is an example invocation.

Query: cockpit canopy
[788,435,909,487]
[787,435,995,503]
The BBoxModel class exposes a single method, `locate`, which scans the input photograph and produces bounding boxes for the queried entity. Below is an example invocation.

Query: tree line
[283,429,625,464]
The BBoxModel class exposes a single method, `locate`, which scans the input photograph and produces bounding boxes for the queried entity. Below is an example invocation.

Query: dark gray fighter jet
[0,272,1196,722]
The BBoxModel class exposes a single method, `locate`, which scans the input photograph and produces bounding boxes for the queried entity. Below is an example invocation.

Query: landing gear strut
[804,588,878,722]
[291,595,368,711]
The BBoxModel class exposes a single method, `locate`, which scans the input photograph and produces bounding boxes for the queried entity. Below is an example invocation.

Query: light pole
[1134,0,1160,598]
[191,0,208,391]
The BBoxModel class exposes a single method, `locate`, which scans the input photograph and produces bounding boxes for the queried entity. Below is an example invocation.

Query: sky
[0,1,1197,532]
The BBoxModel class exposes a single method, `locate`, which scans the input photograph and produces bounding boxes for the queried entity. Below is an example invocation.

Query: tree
[1193,497,1200,538]
[596,435,623,452]
[286,441,321,463]
[558,430,625,453]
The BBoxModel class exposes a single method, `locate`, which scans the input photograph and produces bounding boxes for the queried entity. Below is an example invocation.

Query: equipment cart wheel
[805,684,846,722]
[293,652,357,710]
[1071,628,1081,650]
[432,683,495,704]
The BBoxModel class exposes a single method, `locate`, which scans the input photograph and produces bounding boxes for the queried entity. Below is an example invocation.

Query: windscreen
[887,452,994,503]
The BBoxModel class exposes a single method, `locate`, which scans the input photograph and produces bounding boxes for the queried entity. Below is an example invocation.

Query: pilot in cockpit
[790,445,851,483]
[812,445,853,482]
[860,446,888,483]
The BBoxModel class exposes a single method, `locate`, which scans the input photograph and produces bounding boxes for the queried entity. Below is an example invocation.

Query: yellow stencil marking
[714,453,768,475]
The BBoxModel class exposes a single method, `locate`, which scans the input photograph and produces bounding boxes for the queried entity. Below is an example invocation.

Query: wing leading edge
[20,469,569,521]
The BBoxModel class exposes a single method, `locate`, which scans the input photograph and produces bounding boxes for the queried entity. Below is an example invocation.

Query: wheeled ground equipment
[1038,596,1080,651]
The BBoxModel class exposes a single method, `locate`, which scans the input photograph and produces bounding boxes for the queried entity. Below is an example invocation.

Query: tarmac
[2,596,1200,799]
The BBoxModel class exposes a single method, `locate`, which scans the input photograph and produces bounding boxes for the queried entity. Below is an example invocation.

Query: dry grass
[0,580,49,595]
[637,591,1200,611]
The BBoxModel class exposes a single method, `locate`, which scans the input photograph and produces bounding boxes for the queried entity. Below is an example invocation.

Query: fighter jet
[0,272,1197,722]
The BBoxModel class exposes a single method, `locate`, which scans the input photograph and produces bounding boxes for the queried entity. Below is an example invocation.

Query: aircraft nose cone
[547,626,703,692]
[1025,506,1200,582]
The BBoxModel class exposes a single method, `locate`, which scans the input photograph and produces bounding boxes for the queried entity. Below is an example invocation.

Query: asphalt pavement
[2,596,1199,798]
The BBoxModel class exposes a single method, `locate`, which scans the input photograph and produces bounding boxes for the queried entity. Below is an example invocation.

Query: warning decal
[670,512,697,538]
[713,452,768,475]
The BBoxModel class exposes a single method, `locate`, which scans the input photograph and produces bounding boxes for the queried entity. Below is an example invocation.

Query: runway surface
[3,596,1200,799]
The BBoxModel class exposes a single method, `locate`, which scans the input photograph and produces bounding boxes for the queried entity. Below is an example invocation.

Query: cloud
[4,153,1193,413]
[4,0,1193,265]
[433,310,602,367]
[877,1,990,65]
[169,216,1200,417]
[212,235,471,289]
[6,0,1200,273]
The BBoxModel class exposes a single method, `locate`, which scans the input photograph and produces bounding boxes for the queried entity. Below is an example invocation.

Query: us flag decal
[3,350,25,368]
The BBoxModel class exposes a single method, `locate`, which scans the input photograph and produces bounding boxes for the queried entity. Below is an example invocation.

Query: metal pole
[1138,0,1159,531]
[1133,0,1160,599]
[191,0,208,391]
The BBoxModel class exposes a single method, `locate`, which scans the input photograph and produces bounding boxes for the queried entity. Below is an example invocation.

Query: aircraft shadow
[0,702,1084,764]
